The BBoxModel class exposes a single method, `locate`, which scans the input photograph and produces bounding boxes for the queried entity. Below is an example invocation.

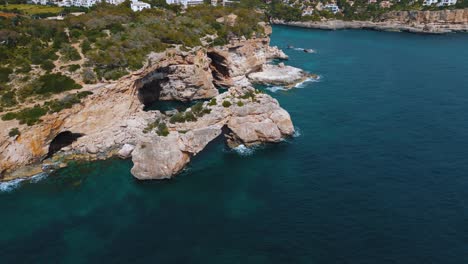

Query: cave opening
[207,51,230,87]
[138,78,166,110]
[46,131,83,159]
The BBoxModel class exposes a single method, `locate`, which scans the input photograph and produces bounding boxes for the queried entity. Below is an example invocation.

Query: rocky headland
[0,31,303,181]
[273,9,468,34]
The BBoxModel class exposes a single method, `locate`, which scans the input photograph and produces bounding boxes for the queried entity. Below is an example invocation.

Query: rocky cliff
[273,8,468,34]
[0,34,298,181]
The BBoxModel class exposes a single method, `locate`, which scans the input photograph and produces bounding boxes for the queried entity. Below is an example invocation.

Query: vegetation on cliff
[266,0,467,22]
[0,3,266,123]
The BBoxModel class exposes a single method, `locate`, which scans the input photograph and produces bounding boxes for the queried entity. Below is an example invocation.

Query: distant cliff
[378,9,468,24]
[273,9,468,34]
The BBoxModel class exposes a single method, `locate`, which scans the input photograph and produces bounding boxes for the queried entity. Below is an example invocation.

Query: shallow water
[1,27,468,263]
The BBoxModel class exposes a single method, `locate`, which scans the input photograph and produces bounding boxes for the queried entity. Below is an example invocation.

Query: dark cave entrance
[138,78,166,110]
[207,51,230,87]
[46,131,83,159]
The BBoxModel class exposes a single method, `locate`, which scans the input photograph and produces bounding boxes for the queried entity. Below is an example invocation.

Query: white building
[302,6,314,16]
[131,0,151,11]
[44,0,125,7]
[31,0,48,5]
[165,0,204,8]
[437,0,456,5]
[423,0,438,5]
[324,4,339,14]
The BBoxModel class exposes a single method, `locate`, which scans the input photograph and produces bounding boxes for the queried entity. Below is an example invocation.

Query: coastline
[272,8,468,34]
[0,31,309,182]
[272,19,468,34]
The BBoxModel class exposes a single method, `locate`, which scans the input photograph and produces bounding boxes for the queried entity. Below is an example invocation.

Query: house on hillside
[437,0,456,5]
[131,0,151,11]
[423,0,438,5]
[31,0,48,5]
[302,6,314,16]
[379,0,393,8]
[165,0,204,8]
[324,3,339,14]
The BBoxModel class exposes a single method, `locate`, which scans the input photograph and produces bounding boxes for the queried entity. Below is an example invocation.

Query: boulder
[117,144,135,159]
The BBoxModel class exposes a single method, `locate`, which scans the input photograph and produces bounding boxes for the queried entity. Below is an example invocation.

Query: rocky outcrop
[207,37,288,87]
[137,49,218,104]
[273,9,468,34]
[0,34,297,181]
[248,63,310,87]
[131,86,294,179]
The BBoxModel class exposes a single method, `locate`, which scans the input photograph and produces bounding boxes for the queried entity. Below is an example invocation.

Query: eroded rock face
[0,34,295,181]
[272,9,468,34]
[380,9,468,25]
[208,37,288,87]
[130,86,294,179]
[137,49,218,103]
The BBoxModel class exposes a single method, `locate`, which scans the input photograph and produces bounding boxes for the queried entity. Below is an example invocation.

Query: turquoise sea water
[2,26,468,263]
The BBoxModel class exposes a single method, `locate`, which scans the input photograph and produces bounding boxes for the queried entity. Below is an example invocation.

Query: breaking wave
[293,127,302,138]
[266,86,287,93]
[295,75,322,88]
[0,173,48,193]
[233,144,255,156]
[291,47,317,53]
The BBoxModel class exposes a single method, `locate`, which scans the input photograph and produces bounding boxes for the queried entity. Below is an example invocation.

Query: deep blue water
[1,26,468,263]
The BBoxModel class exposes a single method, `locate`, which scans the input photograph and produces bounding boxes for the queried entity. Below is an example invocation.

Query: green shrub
[184,111,197,122]
[143,119,169,136]
[0,68,13,83]
[77,91,93,99]
[156,122,169,136]
[222,100,231,108]
[169,112,186,124]
[208,98,217,106]
[60,44,82,61]
[237,101,244,107]
[2,112,16,121]
[81,39,92,54]
[102,68,128,81]
[34,73,82,95]
[82,68,97,84]
[68,64,81,72]
[41,60,56,72]
[240,91,255,100]
[2,104,48,125]
[8,127,20,137]
[191,102,204,116]
[1,91,18,107]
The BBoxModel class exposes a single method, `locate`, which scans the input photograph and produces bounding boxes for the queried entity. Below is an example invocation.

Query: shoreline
[272,19,468,34]
[0,32,308,182]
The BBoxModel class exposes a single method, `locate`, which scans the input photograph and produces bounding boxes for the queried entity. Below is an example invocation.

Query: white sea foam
[266,86,287,93]
[233,144,255,156]
[30,172,48,183]
[293,48,316,53]
[0,178,25,193]
[293,126,302,138]
[295,76,321,88]
[0,172,49,193]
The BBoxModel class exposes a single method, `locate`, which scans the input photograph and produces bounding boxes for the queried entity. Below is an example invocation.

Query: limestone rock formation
[130,86,294,179]
[0,33,296,181]
[247,63,310,87]
[272,9,468,34]
[208,37,288,87]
